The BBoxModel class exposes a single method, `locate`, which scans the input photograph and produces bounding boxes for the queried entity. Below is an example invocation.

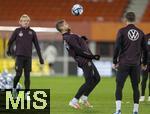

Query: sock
[25,91,30,100]
[140,96,145,99]
[140,96,145,98]
[148,96,150,101]
[133,103,139,112]
[25,91,30,96]
[72,98,78,103]
[116,100,121,112]
[81,95,88,101]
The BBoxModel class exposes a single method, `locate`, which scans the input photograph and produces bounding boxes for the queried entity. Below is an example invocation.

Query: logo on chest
[28,31,33,35]
[19,31,23,37]
[128,29,139,41]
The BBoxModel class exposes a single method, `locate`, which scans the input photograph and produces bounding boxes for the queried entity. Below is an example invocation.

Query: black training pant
[75,61,100,99]
[115,64,140,104]
[141,64,150,96]
[13,56,31,92]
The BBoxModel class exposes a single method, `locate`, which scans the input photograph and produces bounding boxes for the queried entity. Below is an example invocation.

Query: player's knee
[116,81,124,89]
[24,69,30,76]
[86,77,94,85]
[16,69,23,77]
[95,75,100,84]
[116,83,124,92]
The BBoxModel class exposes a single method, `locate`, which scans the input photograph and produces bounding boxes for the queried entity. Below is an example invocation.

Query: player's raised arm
[7,29,17,56]
[32,31,44,64]
[113,29,122,65]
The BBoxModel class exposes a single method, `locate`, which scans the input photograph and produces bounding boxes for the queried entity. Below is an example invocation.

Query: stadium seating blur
[142,1,150,21]
[0,0,128,22]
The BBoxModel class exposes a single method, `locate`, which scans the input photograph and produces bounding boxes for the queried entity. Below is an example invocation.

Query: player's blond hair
[19,14,31,22]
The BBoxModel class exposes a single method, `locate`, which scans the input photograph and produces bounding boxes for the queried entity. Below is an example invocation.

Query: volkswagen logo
[128,29,139,41]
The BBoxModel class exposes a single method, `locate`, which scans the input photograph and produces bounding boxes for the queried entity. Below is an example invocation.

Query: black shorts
[15,56,32,72]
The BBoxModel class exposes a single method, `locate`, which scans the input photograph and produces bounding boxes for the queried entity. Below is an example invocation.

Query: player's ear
[19,20,22,25]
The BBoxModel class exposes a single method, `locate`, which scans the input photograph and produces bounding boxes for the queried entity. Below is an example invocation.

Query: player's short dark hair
[55,20,65,32]
[125,12,136,22]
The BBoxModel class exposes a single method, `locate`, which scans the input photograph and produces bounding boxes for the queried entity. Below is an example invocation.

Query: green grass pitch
[22,76,150,114]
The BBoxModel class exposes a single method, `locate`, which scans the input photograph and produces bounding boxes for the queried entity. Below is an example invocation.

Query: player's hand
[93,55,100,60]
[142,65,147,71]
[7,50,11,56]
[112,63,119,70]
[39,58,44,64]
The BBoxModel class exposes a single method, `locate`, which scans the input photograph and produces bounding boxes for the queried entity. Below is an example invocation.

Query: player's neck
[62,31,67,34]
[21,26,29,29]
[62,30,70,34]
[127,22,135,25]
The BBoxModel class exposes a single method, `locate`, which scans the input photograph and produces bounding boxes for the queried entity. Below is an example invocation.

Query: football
[71,4,83,16]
